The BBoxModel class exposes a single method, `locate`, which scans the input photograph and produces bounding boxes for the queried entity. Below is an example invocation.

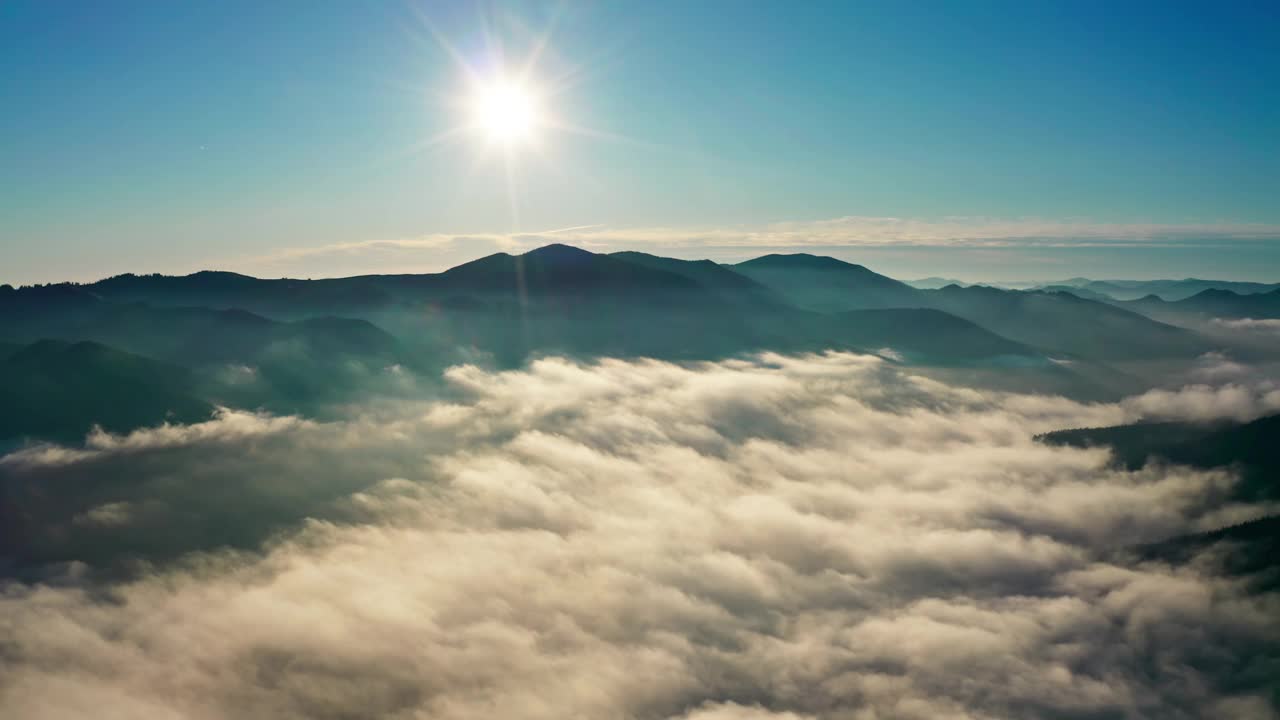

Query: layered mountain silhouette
[84,270,395,316]
[1031,285,1115,302]
[1,244,1245,442]
[23,247,1218,362]
[609,251,786,306]
[921,284,1206,360]
[733,254,923,311]
[732,254,1208,361]
[1120,287,1280,322]
[0,294,401,368]
[0,340,212,444]
[1063,278,1280,302]
[0,293,409,437]
[905,277,969,290]
[434,244,701,297]
[833,308,1036,361]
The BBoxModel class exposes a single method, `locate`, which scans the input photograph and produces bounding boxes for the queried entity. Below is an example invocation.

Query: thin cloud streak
[235,216,1280,277]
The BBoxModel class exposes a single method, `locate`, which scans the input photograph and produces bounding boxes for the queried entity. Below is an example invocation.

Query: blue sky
[2,0,1278,283]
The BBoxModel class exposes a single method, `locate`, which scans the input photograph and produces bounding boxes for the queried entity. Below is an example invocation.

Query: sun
[470,78,541,145]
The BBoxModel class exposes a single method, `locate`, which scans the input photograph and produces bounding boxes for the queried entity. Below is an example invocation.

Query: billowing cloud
[1,353,1277,719]
[0,408,308,469]
[1188,350,1254,382]
[1213,318,1280,335]
[1122,380,1280,423]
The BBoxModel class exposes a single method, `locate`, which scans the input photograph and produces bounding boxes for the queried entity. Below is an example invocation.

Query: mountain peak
[520,244,596,261]
[186,270,256,281]
[1190,288,1241,300]
[736,253,865,270]
[938,283,1004,294]
[438,243,700,295]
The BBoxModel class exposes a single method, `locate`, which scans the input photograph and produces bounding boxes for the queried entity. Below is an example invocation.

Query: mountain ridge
[1,243,1230,440]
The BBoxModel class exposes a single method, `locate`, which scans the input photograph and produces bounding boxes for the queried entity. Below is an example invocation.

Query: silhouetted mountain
[834,308,1037,362]
[401,250,1071,370]
[349,246,812,364]
[0,290,412,418]
[0,283,105,335]
[86,270,395,316]
[433,244,709,302]
[0,340,213,443]
[2,245,1190,407]
[3,300,401,368]
[919,285,1207,360]
[725,254,1207,361]
[609,251,786,306]
[733,254,922,311]
[905,277,969,290]
[1077,278,1280,302]
[1121,288,1280,321]
[14,248,1209,363]
[97,308,410,411]
[1032,285,1114,302]
[1039,413,1280,501]
[76,245,757,318]
[2,250,1060,373]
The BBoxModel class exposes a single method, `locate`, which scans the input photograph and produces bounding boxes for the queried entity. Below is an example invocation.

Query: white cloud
[672,704,813,720]
[236,217,1280,276]
[1,353,1276,719]
[71,502,135,528]
[1213,318,1280,335]
[1189,350,1254,382]
[1122,381,1280,423]
[0,408,307,469]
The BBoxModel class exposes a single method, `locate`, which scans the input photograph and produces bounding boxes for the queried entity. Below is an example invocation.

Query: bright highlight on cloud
[1214,317,1280,335]
[1,353,1277,719]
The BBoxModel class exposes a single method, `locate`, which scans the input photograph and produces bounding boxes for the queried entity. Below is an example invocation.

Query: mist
[3,353,1276,719]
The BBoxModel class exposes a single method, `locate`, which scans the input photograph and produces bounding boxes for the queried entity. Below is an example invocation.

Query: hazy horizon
[8,238,1280,288]
[4,1,1279,285]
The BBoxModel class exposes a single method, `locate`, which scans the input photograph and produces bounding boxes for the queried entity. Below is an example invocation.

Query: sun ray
[383,3,667,235]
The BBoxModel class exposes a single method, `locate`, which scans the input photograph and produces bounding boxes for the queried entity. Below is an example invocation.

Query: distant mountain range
[1018,281,1280,325]
[1032,285,1116,302]
[1049,278,1280,302]
[1,244,1264,443]
[0,292,411,439]
[1117,288,1280,322]
[730,254,1206,361]
[904,277,1280,301]
[905,277,970,290]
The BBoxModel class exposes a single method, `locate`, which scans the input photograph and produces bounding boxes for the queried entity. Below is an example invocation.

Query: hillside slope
[1039,414,1280,501]
[0,340,213,443]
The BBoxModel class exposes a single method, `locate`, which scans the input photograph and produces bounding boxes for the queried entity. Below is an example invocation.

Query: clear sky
[2,0,1278,284]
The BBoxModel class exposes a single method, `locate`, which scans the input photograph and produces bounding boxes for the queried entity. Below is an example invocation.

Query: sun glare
[471,79,540,145]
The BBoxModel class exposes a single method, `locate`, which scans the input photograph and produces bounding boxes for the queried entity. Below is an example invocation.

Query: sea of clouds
[2,352,1278,719]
